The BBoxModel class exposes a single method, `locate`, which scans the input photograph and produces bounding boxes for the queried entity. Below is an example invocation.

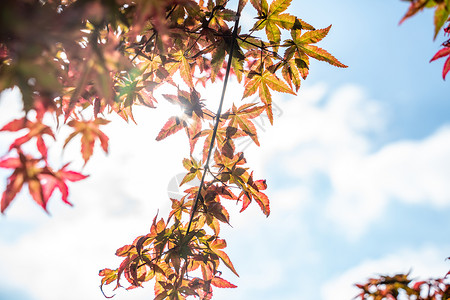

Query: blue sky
[1,1,450,300]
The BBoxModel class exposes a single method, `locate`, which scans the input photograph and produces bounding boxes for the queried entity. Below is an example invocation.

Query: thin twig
[238,18,265,46]
[130,4,178,62]
[185,10,241,236]
[236,35,284,61]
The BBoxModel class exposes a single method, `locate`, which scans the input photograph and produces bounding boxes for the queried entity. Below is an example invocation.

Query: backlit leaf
[225,103,265,146]
[251,0,299,50]
[215,249,239,277]
[39,164,88,205]
[1,117,55,157]
[301,44,347,67]
[211,276,237,288]
[243,70,294,123]
[173,50,194,88]
[64,118,110,164]
[156,116,185,141]
[287,25,347,68]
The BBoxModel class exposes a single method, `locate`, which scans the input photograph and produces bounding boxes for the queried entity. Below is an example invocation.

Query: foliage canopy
[0,0,346,298]
[0,0,449,299]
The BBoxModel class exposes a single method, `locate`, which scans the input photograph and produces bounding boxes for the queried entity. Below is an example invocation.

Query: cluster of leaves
[355,271,450,299]
[97,0,346,297]
[400,0,450,79]
[0,0,345,298]
[0,0,126,211]
[0,104,88,212]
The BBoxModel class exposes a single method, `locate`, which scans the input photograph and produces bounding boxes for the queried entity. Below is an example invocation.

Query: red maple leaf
[430,46,450,80]
[39,163,88,206]
[1,117,55,158]
[0,151,87,213]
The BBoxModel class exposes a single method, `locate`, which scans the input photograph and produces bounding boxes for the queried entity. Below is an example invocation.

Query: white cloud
[254,83,450,239]
[1,81,450,300]
[325,125,450,238]
[321,246,450,300]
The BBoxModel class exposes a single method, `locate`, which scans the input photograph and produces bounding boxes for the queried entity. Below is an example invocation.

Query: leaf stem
[236,36,284,61]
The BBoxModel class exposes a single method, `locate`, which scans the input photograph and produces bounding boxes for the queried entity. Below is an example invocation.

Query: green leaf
[243,70,294,99]
[251,0,297,50]
[296,25,331,44]
[282,59,301,92]
[172,50,193,88]
[180,172,196,186]
[268,0,291,16]
[301,44,347,67]
[434,2,450,40]
[289,26,348,68]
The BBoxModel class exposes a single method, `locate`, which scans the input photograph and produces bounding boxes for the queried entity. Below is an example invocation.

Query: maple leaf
[113,68,157,124]
[99,268,118,287]
[207,4,236,29]
[172,50,194,88]
[1,117,55,158]
[430,46,450,79]
[38,163,88,206]
[214,154,269,220]
[0,151,85,213]
[158,89,212,152]
[230,169,269,216]
[180,157,202,186]
[214,151,247,174]
[243,70,295,123]
[169,197,192,222]
[210,40,227,82]
[281,58,302,92]
[0,156,26,213]
[246,186,270,216]
[209,25,245,82]
[211,276,237,288]
[433,2,450,39]
[157,114,202,154]
[64,118,110,164]
[156,116,185,141]
[223,103,265,146]
[197,124,246,161]
[16,163,47,211]
[205,213,221,236]
[116,244,137,257]
[205,201,230,224]
[285,25,348,68]
[163,89,208,119]
[210,239,239,277]
[399,0,431,25]
[251,0,313,51]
